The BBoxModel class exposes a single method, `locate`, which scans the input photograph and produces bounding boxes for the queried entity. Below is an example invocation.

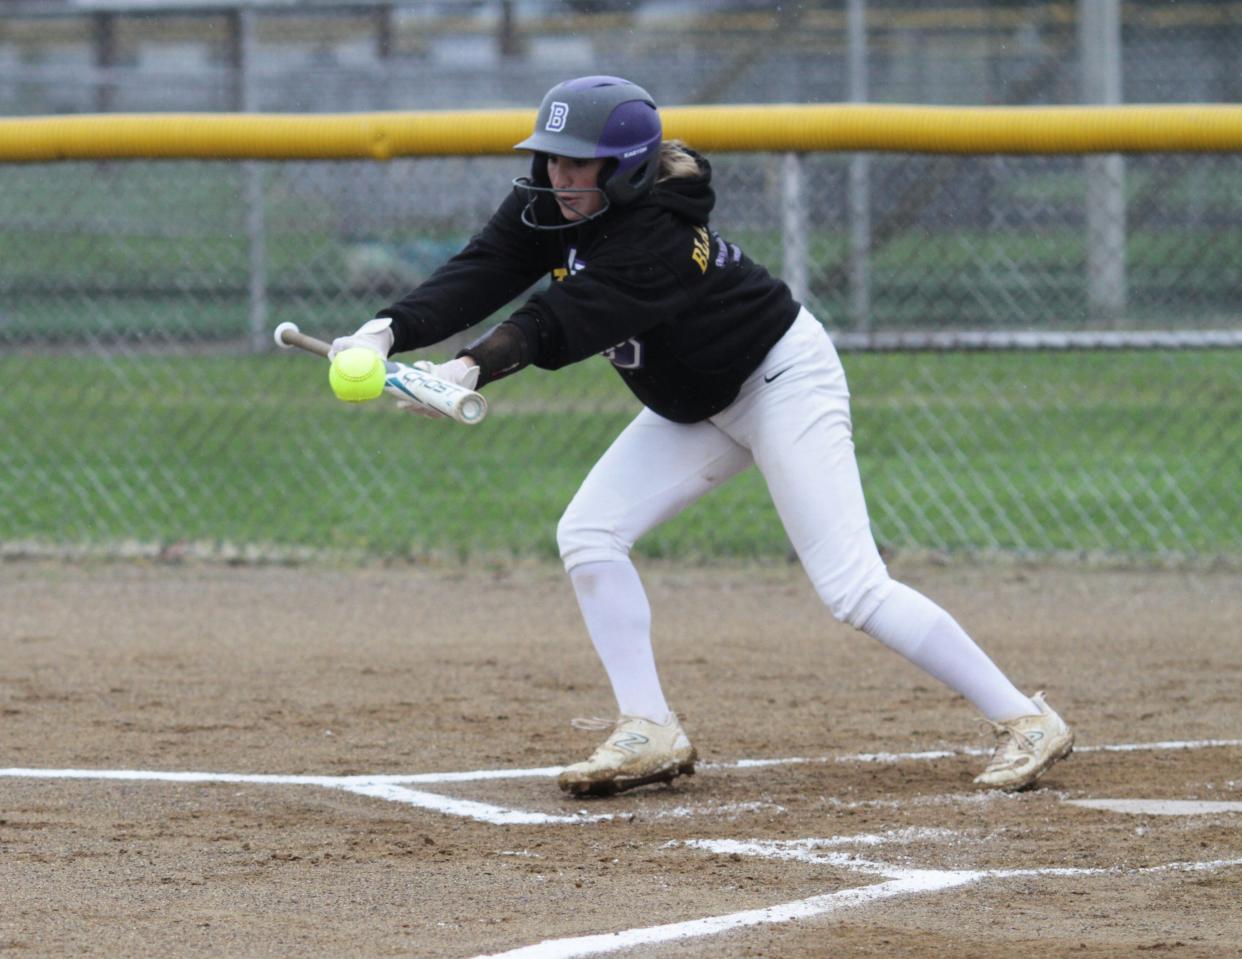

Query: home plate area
[447,740,1242,958]
[6,737,1241,958]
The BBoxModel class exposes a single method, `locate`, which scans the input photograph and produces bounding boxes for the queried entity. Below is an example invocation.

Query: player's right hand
[328,316,395,361]
[392,358,481,420]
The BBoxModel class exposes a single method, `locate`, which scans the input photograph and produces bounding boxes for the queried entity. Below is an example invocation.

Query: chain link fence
[1,1,1240,564]
[2,1,1240,114]
[2,150,1239,563]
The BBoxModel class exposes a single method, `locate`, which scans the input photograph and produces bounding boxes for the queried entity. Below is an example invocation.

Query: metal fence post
[847,0,872,332]
[233,6,269,353]
[91,12,118,113]
[781,152,809,304]
[1080,0,1127,326]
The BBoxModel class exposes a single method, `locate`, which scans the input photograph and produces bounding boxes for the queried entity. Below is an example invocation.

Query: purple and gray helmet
[512,76,662,229]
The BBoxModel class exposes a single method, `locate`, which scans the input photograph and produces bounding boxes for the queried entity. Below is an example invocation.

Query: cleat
[558,713,697,798]
[974,690,1075,791]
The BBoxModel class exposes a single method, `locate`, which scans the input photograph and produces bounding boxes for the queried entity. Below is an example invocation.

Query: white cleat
[558,713,697,798]
[974,690,1075,791]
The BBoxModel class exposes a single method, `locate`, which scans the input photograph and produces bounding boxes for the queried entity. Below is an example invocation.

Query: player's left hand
[394,358,481,419]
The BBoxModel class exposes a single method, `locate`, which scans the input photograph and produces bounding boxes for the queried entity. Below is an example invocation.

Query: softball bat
[273,321,488,425]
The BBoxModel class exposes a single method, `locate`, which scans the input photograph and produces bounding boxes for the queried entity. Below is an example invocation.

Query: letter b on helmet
[546,101,570,132]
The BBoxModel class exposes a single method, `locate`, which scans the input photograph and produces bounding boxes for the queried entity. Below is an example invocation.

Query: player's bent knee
[822,576,895,630]
[557,511,630,572]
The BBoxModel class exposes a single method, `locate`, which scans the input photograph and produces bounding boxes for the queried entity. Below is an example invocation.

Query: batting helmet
[512,75,663,229]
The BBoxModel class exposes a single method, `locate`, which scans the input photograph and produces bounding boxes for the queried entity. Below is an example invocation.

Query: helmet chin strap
[512,177,612,231]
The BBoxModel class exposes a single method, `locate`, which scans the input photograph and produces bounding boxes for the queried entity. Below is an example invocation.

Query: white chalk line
[477,832,1242,959]
[3,736,1234,786]
[676,836,1242,878]
[6,756,1240,958]
[0,766,566,786]
[469,872,978,959]
[341,783,605,826]
[1066,798,1242,816]
[2,736,1238,827]
[0,767,778,827]
[711,737,1242,768]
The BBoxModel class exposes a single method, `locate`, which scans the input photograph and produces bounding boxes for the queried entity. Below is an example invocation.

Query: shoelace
[570,716,617,732]
[981,719,1037,762]
[570,713,687,732]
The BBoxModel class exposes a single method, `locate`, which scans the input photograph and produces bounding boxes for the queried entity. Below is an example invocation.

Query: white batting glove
[395,358,481,419]
[328,316,395,361]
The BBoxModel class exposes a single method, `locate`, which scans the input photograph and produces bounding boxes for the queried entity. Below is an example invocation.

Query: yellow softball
[328,347,386,403]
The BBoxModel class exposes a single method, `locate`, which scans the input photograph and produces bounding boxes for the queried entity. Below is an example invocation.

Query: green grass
[1,349,1238,562]
[851,351,1242,555]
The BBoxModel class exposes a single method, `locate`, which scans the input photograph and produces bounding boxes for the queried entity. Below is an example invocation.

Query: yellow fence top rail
[4,104,1242,162]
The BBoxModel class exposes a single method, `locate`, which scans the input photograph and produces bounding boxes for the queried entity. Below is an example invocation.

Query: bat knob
[273,321,300,349]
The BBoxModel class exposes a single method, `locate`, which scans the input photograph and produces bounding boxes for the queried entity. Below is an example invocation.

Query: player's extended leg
[556,407,752,796]
[715,310,1073,790]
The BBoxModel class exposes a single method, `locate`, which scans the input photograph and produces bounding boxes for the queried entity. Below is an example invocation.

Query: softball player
[331,76,1073,797]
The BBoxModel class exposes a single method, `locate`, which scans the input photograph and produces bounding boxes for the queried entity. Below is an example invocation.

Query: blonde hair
[657,140,701,182]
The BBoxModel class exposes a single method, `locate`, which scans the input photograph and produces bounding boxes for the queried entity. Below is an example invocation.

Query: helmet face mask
[513,75,662,231]
[511,174,611,230]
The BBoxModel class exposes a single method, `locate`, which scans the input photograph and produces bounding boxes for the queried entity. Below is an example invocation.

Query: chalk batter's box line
[1,738,1239,828]
[4,749,1241,959]
[469,850,1242,959]
[5,736,1235,785]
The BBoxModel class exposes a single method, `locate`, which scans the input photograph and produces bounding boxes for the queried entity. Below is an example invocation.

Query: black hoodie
[379,153,800,423]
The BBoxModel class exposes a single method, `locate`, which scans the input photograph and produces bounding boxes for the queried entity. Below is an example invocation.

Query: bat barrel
[382,364,489,425]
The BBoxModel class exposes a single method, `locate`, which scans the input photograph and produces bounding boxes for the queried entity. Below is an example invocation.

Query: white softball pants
[559,309,890,625]
[558,309,1036,724]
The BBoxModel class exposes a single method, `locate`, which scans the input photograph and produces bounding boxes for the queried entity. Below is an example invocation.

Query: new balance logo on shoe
[613,733,650,753]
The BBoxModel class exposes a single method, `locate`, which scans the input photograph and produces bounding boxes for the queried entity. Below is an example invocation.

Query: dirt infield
[2,558,1240,957]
